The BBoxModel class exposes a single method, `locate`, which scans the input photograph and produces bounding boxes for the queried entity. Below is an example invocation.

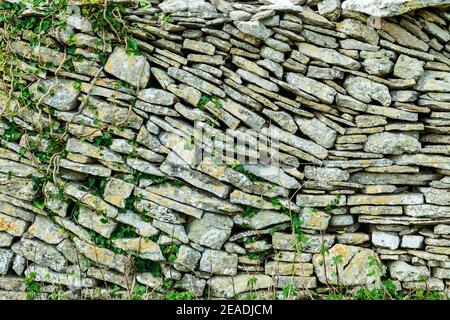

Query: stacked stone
[0,0,449,299]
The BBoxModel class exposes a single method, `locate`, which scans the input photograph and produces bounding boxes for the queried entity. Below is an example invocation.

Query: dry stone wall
[0,0,449,299]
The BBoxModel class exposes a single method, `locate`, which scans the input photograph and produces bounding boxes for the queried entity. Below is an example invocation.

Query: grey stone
[372,231,400,250]
[30,78,80,111]
[173,245,201,272]
[389,260,430,281]
[234,21,274,40]
[394,55,424,80]
[27,215,67,245]
[416,71,450,92]
[186,213,233,249]
[199,249,238,276]
[298,43,360,70]
[11,239,67,272]
[344,76,391,107]
[208,274,273,298]
[286,72,336,104]
[105,47,150,88]
[336,19,379,45]
[342,0,450,17]
[0,249,13,275]
[364,132,421,155]
[313,244,384,286]
[138,89,176,106]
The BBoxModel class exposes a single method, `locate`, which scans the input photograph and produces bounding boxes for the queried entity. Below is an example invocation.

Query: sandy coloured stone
[0,174,37,202]
[262,109,297,133]
[300,208,332,231]
[361,50,395,76]
[112,238,165,261]
[146,183,241,214]
[137,88,176,106]
[136,273,163,288]
[304,166,349,183]
[58,159,111,177]
[27,216,67,245]
[313,244,384,286]
[73,237,129,273]
[261,125,328,159]
[66,138,123,163]
[0,158,40,178]
[350,205,403,216]
[224,99,266,129]
[236,69,279,92]
[362,185,397,194]
[175,274,206,297]
[161,153,230,199]
[77,206,117,239]
[0,249,13,275]
[103,178,135,209]
[265,261,314,277]
[168,67,225,98]
[183,39,215,55]
[350,172,439,185]
[401,235,424,249]
[0,232,14,248]
[393,154,450,171]
[337,233,371,245]
[65,184,119,218]
[336,19,379,45]
[0,213,29,237]
[272,232,335,253]
[56,239,91,272]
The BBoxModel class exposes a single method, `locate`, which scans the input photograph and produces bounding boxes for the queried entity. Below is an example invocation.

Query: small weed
[23,272,42,300]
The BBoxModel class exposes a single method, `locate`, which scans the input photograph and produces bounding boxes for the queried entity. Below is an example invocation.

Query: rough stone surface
[105,47,150,88]
[342,0,450,17]
[0,0,449,300]
[364,132,421,155]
